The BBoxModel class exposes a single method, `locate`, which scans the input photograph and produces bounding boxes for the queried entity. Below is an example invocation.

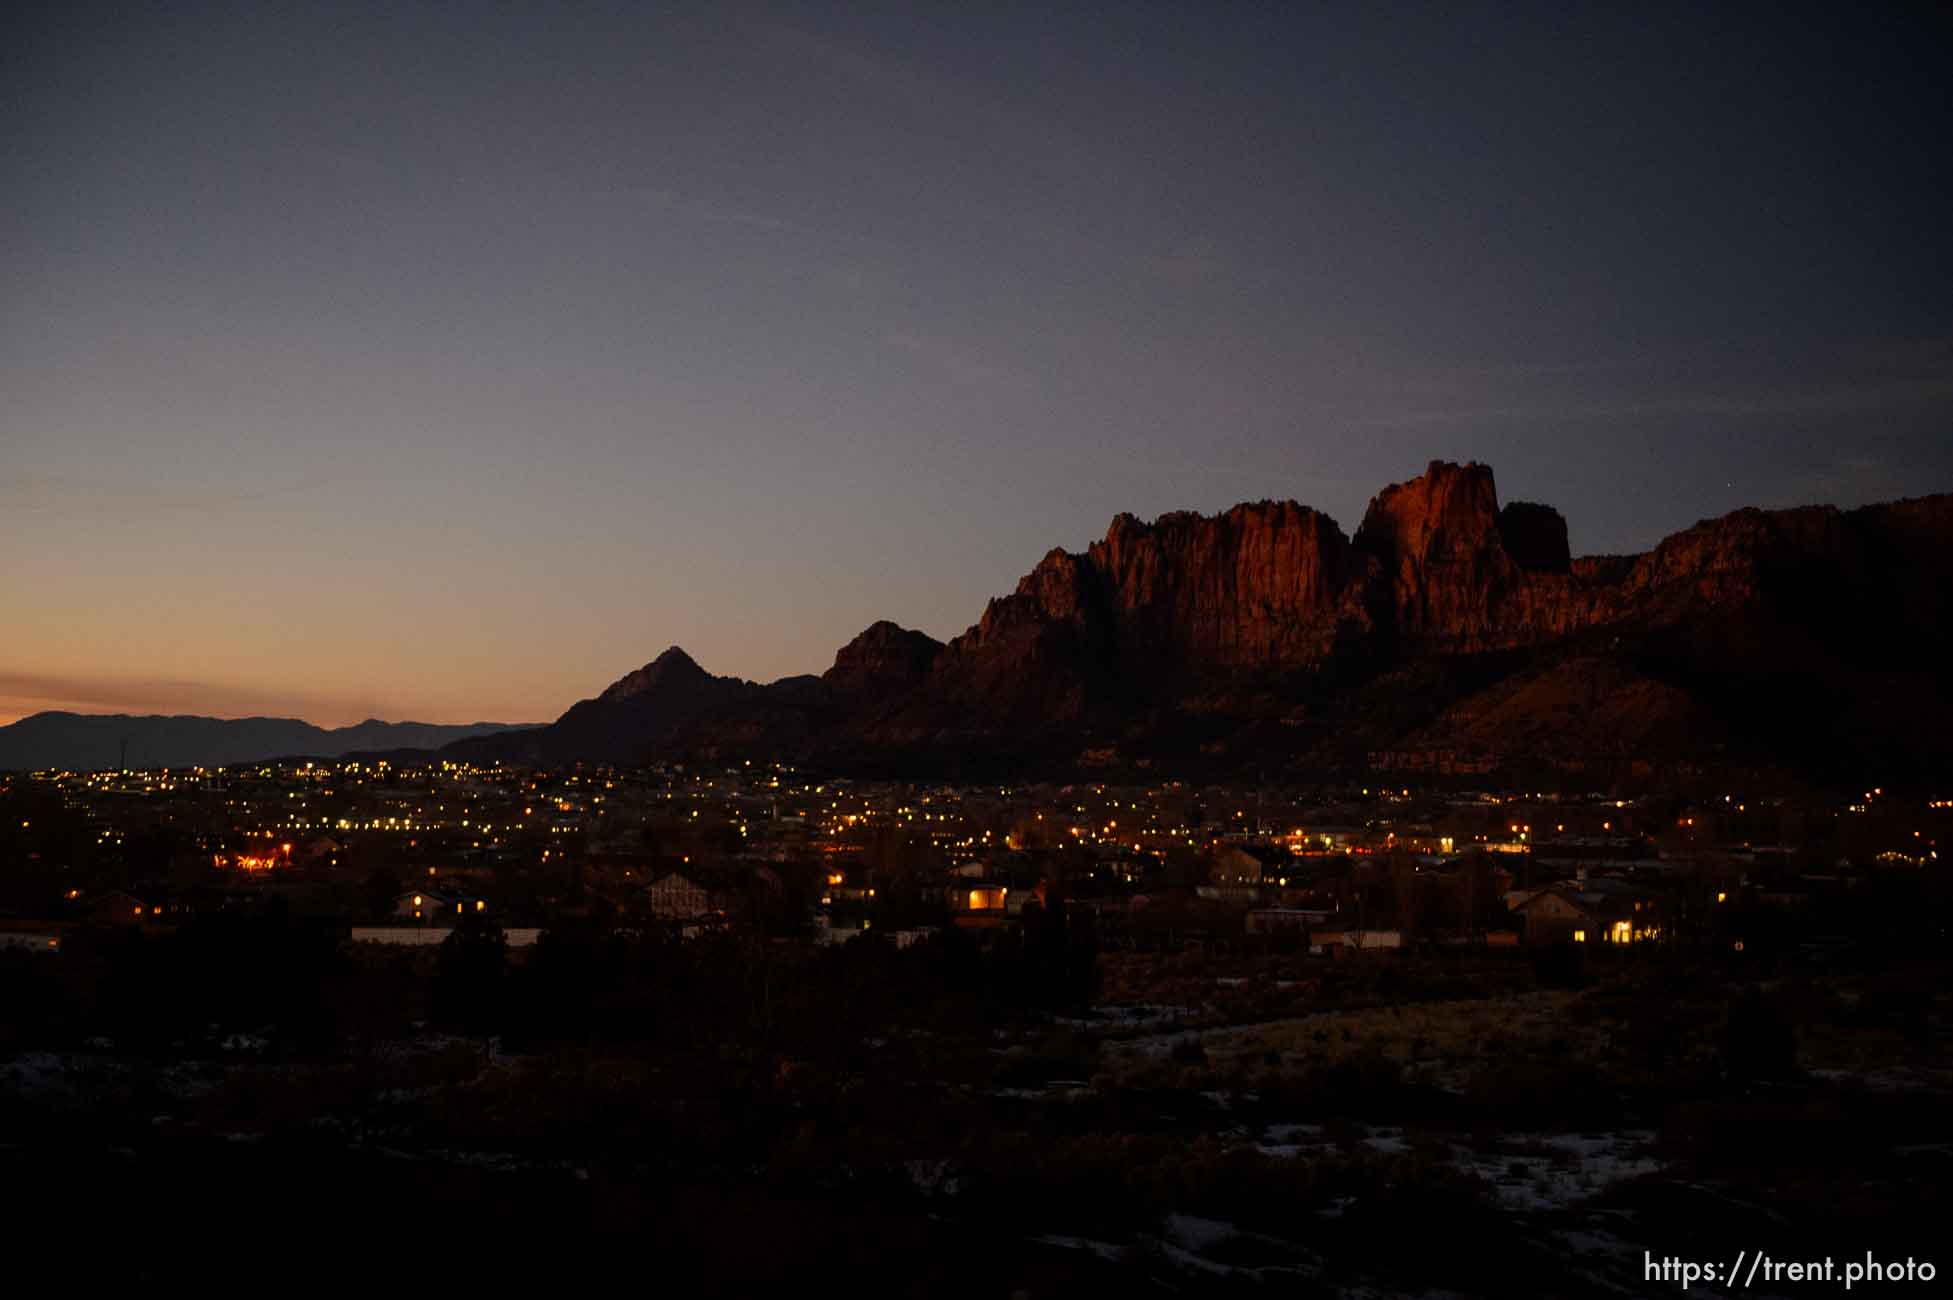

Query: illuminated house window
[1613,921,1631,943]
[1573,929,1586,943]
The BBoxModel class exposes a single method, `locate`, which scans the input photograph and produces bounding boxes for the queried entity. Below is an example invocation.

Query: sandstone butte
[932,459,1953,681]
[446,460,1953,775]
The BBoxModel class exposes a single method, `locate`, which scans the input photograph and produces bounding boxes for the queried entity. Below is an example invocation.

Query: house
[392,889,455,921]
[1310,928,1404,955]
[1245,907,1332,936]
[0,929,63,953]
[351,926,542,947]
[884,926,938,950]
[86,890,156,925]
[1509,875,1662,945]
[951,883,1010,913]
[812,916,936,948]
[1209,845,1272,885]
[1300,826,1366,853]
[642,871,717,919]
[1196,884,1263,905]
[820,865,874,904]
[948,882,1016,930]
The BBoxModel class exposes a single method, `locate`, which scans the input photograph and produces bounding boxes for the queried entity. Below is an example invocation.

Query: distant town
[4,756,1942,957]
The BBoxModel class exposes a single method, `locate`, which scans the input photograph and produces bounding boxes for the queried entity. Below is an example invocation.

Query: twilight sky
[4,1,1950,727]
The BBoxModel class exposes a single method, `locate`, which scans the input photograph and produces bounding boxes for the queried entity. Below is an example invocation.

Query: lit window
[1573,929,1586,943]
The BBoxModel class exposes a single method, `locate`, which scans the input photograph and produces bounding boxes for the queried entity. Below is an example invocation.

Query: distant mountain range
[0,713,536,773]
[445,460,1953,789]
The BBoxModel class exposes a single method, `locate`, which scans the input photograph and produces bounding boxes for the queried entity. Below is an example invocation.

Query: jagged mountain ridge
[451,462,1953,784]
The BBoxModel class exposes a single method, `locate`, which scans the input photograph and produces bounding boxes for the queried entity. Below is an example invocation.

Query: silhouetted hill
[0,713,537,772]
[442,647,764,766]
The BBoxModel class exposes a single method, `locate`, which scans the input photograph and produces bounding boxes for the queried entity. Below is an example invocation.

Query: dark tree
[364,867,403,921]
[433,910,507,1037]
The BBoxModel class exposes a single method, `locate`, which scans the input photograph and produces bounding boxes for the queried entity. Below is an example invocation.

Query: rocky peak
[824,621,944,692]
[599,646,711,701]
[1498,501,1572,573]
[1015,547,1096,619]
[1354,461,1560,652]
[1354,460,1504,568]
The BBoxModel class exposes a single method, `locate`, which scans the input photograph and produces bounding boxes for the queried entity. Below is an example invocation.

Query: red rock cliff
[948,499,1371,679]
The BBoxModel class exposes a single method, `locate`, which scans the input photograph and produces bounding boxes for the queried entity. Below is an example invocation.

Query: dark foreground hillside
[5,917,1949,1295]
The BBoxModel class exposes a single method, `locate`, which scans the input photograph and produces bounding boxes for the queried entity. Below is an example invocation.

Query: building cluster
[0,759,1943,959]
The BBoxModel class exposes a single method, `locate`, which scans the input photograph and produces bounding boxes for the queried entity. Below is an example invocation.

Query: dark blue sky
[4,1,1949,724]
